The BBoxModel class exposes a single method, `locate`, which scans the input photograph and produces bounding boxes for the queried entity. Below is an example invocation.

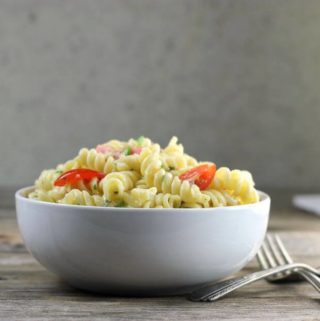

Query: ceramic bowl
[16,187,270,296]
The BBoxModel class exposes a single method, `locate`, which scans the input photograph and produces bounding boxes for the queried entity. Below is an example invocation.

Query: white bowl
[16,187,270,296]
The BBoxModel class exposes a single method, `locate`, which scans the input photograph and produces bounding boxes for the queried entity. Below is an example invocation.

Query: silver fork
[189,234,320,302]
[257,234,317,284]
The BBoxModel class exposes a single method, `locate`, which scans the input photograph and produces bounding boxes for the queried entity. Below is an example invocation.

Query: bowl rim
[16,186,270,212]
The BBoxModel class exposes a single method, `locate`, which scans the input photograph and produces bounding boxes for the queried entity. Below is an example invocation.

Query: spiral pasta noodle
[202,189,241,207]
[124,188,181,208]
[101,171,140,202]
[28,136,260,208]
[114,154,141,172]
[59,190,106,206]
[123,187,157,208]
[77,148,115,173]
[34,169,60,191]
[29,187,68,203]
[152,193,182,208]
[56,159,80,173]
[211,167,259,203]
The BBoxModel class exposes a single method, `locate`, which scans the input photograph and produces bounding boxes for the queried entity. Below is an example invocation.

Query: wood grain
[1,189,320,320]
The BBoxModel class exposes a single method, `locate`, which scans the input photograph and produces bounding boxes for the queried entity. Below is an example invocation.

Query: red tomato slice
[54,169,106,187]
[179,164,216,190]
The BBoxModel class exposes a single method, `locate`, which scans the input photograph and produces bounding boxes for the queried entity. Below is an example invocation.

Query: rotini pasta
[77,148,115,173]
[56,159,80,173]
[123,187,157,207]
[202,189,241,207]
[123,188,181,208]
[152,193,182,208]
[34,169,60,191]
[163,136,184,154]
[101,171,140,202]
[29,187,68,203]
[160,153,189,171]
[210,167,259,203]
[152,169,205,203]
[114,154,141,172]
[59,190,106,206]
[29,136,260,208]
[73,177,102,195]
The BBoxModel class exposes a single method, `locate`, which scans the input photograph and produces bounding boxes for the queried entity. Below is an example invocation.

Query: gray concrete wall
[1,0,320,189]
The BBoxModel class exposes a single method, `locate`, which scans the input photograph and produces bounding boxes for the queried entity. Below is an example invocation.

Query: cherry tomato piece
[179,164,216,190]
[54,169,106,187]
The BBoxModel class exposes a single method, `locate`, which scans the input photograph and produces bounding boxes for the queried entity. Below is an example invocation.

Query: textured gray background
[1,0,320,189]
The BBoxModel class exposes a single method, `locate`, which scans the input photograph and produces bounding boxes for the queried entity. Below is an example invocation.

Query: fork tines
[257,234,296,281]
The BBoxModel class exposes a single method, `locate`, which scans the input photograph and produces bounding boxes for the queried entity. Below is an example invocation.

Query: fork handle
[298,270,320,292]
[189,263,319,302]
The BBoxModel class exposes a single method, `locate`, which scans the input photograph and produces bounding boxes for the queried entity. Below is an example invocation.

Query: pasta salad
[28,136,259,208]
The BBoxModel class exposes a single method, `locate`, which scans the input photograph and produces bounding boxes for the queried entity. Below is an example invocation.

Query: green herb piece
[123,147,132,156]
[93,183,97,190]
[136,136,145,146]
[115,201,127,207]
[55,170,63,175]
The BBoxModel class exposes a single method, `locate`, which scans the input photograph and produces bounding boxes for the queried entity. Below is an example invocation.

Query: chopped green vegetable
[136,136,145,146]
[123,147,132,156]
[115,201,127,207]
[93,183,97,190]
[55,170,63,174]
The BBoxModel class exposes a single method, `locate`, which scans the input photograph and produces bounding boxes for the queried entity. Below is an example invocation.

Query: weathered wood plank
[0,258,320,321]
[0,285,319,321]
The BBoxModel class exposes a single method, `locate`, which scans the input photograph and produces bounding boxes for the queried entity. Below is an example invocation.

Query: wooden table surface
[1,189,319,320]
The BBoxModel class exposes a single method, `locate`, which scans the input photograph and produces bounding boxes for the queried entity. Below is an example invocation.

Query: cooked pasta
[101,171,140,202]
[29,136,260,208]
[59,190,106,206]
[210,167,259,203]
[135,178,149,189]
[160,153,189,171]
[152,169,205,203]
[123,188,181,208]
[114,154,141,172]
[123,187,157,207]
[202,189,241,207]
[74,177,102,195]
[56,159,80,173]
[77,148,115,173]
[163,136,184,154]
[34,169,60,191]
[152,193,182,208]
